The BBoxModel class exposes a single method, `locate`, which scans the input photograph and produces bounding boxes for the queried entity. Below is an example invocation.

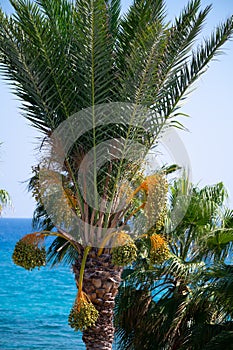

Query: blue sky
[0,0,233,217]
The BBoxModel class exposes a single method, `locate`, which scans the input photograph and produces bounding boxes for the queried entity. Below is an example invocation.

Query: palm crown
[1,0,232,240]
[1,0,232,130]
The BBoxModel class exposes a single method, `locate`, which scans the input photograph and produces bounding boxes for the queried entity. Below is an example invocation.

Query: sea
[0,218,118,350]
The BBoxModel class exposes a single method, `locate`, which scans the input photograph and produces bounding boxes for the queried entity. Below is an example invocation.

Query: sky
[0,0,233,218]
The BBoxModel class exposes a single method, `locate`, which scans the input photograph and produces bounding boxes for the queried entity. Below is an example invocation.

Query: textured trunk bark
[73,248,123,350]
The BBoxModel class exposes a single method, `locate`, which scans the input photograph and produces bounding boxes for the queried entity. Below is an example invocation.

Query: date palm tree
[115,179,233,350]
[0,1,233,349]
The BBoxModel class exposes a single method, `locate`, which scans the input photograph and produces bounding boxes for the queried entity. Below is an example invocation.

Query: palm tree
[1,1,233,349]
[115,179,233,350]
[0,189,11,214]
[0,143,11,215]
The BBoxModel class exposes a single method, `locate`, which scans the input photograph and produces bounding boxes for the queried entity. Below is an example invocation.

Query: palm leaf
[46,236,79,266]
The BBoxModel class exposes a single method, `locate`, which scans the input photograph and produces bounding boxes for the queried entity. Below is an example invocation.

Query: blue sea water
[0,218,86,350]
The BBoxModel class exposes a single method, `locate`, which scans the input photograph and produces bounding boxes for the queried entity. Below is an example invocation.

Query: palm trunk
[73,248,123,350]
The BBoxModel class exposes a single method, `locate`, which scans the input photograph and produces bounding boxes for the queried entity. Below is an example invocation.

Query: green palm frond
[201,228,233,261]
[31,202,55,232]
[117,0,166,71]
[73,0,116,105]
[163,254,205,280]
[186,323,233,350]
[155,15,233,122]
[207,264,233,315]
[222,208,233,228]
[46,236,79,266]
[105,0,121,40]
[115,285,155,350]
[119,0,208,103]
[27,166,54,231]
[167,181,229,260]
[203,330,233,350]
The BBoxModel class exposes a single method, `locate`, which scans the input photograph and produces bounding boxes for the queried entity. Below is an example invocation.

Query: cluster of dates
[68,297,99,331]
[12,233,46,270]
[149,234,170,264]
[111,232,137,266]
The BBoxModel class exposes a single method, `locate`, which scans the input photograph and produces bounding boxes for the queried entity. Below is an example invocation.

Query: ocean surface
[0,218,118,350]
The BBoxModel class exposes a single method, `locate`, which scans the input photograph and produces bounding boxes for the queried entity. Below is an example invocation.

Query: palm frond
[204,331,233,350]
[155,15,233,123]
[46,236,79,266]
[117,0,166,71]
[185,324,233,350]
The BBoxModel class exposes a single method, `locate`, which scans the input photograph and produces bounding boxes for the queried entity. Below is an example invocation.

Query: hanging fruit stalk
[12,230,81,270]
[124,173,168,229]
[68,246,99,331]
[143,174,168,229]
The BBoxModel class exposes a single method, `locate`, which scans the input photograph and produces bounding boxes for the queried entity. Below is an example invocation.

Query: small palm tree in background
[0,0,233,349]
[115,179,233,350]
[0,143,11,215]
[0,189,11,214]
